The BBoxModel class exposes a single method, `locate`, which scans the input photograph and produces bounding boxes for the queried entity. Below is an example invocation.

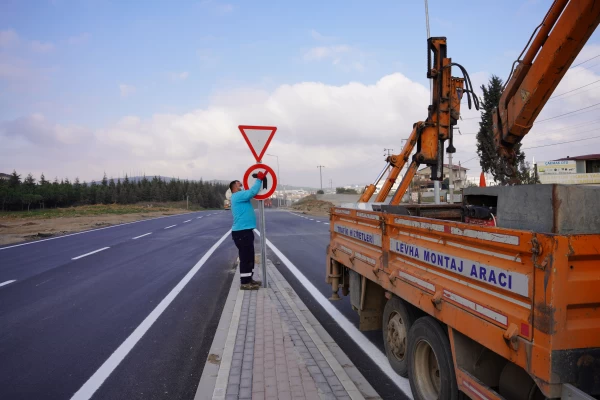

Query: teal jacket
[231,179,262,231]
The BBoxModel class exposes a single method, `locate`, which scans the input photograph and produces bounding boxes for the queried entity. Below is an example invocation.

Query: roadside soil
[290,195,334,218]
[0,206,195,246]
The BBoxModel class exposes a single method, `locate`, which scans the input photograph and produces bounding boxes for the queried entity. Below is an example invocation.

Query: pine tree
[9,170,21,188]
[476,75,536,185]
[24,173,36,192]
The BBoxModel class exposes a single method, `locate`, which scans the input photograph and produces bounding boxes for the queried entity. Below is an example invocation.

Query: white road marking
[164,225,176,230]
[183,220,192,223]
[69,229,232,400]
[197,217,203,219]
[324,223,330,225]
[0,211,203,251]
[254,231,412,395]
[132,233,152,240]
[72,247,110,260]
[0,280,16,287]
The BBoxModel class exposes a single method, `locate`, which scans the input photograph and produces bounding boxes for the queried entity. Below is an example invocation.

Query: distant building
[536,154,600,185]
[0,172,10,181]
[415,164,468,190]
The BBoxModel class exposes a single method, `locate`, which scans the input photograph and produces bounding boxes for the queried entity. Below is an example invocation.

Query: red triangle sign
[238,125,277,162]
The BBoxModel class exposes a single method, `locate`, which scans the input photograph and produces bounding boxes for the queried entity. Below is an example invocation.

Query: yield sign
[238,125,277,162]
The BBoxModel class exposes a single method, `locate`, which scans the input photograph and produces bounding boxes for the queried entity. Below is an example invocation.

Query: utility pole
[329,179,333,191]
[317,165,325,191]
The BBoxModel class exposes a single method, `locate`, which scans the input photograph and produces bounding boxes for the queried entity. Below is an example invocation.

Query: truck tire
[407,317,458,400]
[382,296,415,377]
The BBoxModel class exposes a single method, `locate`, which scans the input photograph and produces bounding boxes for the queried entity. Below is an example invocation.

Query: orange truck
[326,2,600,400]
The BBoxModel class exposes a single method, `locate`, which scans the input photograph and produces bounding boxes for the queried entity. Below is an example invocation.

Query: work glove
[255,171,267,181]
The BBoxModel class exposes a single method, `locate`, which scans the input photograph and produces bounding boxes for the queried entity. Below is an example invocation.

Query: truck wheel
[382,296,415,377]
[408,317,458,400]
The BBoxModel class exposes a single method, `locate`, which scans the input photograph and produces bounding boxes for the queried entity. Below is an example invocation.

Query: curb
[195,268,241,400]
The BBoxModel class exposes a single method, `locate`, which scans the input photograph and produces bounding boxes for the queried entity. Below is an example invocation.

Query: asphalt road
[0,210,238,400]
[0,208,407,400]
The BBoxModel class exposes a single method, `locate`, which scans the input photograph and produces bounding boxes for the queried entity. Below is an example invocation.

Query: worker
[229,172,267,290]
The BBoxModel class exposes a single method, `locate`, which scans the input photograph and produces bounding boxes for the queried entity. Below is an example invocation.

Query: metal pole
[448,152,453,203]
[259,200,267,288]
[276,157,281,207]
[266,153,282,207]
[317,165,324,190]
[434,181,440,204]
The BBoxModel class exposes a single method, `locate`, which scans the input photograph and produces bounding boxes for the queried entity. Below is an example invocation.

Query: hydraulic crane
[359,37,479,203]
[360,0,600,203]
[494,0,600,176]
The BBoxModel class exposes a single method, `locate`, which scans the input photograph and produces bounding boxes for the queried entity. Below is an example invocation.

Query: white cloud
[119,84,136,97]
[0,29,19,48]
[30,40,55,53]
[310,30,336,42]
[67,33,90,45]
[169,71,189,81]
[2,58,599,186]
[303,43,369,72]
[304,45,352,61]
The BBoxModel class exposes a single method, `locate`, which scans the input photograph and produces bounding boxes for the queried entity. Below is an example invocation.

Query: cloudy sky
[1,0,599,188]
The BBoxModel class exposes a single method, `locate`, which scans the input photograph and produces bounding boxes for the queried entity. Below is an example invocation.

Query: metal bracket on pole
[259,199,268,288]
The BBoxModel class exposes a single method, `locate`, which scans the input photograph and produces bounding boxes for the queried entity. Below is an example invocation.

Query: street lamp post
[265,153,282,207]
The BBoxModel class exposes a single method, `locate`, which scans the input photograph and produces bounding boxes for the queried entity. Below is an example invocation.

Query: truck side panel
[327,207,600,398]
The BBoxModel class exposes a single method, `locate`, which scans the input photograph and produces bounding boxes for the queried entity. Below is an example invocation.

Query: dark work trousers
[232,229,255,284]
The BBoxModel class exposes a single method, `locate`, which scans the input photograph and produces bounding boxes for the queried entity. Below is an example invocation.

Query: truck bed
[327,205,600,398]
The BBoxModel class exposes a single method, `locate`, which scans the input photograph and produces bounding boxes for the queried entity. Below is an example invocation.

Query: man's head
[229,180,243,193]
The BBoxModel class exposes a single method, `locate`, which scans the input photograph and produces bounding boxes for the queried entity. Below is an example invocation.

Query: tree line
[0,171,228,211]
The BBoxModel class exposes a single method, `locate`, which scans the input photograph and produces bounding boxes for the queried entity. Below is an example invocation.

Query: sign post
[239,125,277,288]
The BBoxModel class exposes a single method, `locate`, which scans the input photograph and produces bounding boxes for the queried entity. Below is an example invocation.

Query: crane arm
[360,37,477,204]
[358,125,419,202]
[494,0,600,172]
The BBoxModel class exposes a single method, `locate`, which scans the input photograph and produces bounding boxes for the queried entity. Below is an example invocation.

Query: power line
[570,54,600,69]
[548,82,600,102]
[539,118,600,133]
[549,78,600,100]
[523,134,600,150]
[458,118,600,136]
[536,102,600,123]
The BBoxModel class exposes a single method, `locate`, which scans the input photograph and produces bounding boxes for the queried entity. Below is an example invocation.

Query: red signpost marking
[243,164,278,200]
[238,125,277,163]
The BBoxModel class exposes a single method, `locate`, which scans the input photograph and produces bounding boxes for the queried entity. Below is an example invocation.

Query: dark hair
[229,180,239,191]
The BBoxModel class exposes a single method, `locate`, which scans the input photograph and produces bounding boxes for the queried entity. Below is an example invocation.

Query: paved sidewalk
[197,259,380,400]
